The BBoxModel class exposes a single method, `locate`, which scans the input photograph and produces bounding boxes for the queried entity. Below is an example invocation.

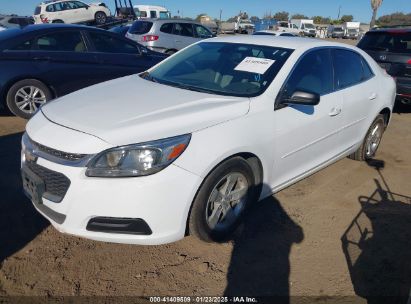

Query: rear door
[333,49,379,149]
[173,23,197,50]
[86,30,156,80]
[30,30,100,96]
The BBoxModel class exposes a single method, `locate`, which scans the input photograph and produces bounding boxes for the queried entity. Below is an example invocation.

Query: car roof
[0,24,106,42]
[140,18,202,25]
[207,35,357,51]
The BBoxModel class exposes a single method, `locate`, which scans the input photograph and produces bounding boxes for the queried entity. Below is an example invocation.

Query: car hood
[41,75,250,146]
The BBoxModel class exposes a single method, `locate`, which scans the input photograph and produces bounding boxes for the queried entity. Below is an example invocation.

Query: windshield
[334,27,343,31]
[159,11,171,19]
[358,31,411,53]
[348,29,357,33]
[144,42,293,97]
[304,23,315,29]
[129,21,153,34]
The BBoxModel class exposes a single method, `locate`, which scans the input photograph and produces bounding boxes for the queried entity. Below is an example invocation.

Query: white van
[291,19,316,37]
[133,5,170,19]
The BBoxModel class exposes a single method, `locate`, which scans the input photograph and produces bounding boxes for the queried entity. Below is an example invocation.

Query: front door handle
[369,92,377,100]
[329,107,342,117]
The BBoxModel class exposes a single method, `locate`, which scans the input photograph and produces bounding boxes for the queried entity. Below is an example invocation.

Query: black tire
[6,79,52,119]
[52,20,64,23]
[95,12,107,25]
[188,157,258,242]
[349,114,386,161]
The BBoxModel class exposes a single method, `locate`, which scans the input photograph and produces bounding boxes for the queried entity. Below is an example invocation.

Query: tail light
[141,35,159,42]
[407,59,411,65]
[40,15,49,23]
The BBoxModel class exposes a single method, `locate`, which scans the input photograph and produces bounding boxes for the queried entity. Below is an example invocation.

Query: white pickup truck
[276,21,300,35]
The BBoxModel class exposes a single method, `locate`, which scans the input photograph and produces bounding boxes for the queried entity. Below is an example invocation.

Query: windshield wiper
[140,71,158,83]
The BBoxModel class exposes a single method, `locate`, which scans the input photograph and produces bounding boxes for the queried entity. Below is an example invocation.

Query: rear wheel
[52,19,64,23]
[189,157,257,242]
[6,79,52,119]
[95,12,107,25]
[349,115,385,161]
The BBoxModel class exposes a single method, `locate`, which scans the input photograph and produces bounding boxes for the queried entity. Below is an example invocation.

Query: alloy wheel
[14,86,47,114]
[205,172,249,231]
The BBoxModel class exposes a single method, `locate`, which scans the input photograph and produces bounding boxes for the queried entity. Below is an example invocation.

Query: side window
[46,4,55,12]
[293,24,298,29]
[283,49,333,97]
[150,11,157,18]
[140,11,147,18]
[361,58,374,80]
[71,1,88,9]
[8,18,19,25]
[34,31,86,52]
[89,32,139,54]
[53,3,64,11]
[174,23,194,37]
[194,24,212,38]
[160,23,173,34]
[9,40,32,51]
[333,49,364,89]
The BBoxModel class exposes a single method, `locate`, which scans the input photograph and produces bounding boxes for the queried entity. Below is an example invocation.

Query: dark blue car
[0,24,167,118]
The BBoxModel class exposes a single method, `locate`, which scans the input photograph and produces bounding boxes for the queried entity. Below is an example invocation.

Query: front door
[271,49,345,190]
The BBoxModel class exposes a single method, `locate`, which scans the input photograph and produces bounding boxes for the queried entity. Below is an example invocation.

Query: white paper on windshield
[234,57,275,74]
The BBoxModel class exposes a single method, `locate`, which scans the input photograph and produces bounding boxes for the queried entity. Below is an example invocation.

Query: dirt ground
[0,41,411,303]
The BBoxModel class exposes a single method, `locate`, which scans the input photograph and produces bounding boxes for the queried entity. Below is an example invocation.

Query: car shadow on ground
[224,194,304,303]
[341,159,411,304]
[0,132,49,265]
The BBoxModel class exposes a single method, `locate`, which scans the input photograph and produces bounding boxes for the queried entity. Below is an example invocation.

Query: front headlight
[86,134,191,177]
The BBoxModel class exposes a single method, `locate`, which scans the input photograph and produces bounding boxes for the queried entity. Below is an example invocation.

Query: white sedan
[22,36,396,245]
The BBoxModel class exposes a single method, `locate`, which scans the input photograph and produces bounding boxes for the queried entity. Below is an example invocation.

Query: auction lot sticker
[234,57,275,74]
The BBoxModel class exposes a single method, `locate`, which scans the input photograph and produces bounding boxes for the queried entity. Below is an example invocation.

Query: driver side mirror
[282,90,320,106]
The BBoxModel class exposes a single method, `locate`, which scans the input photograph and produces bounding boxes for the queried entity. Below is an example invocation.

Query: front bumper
[22,155,202,245]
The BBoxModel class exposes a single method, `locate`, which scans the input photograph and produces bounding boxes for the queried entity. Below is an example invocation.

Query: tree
[273,11,289,21]
[195,13,207,22]
[250,16,260,23]
[377,12,411,26]
[340,15,354,22]
[291,14,309,19]
[312,16,331,24]
[370,0,383,27]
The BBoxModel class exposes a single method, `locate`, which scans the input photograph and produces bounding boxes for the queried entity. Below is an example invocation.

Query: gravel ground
[0,38,410,302]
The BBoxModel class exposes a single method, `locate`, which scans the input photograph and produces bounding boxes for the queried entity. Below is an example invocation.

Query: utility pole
[337,5,342,20]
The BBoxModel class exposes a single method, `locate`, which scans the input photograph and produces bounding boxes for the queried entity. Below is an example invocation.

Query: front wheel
[188,157,257,242]
[6,79,52,119]
[95,12,107,25]
[349,114,386,161]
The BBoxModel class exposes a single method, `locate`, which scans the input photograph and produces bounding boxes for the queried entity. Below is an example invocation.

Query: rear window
[34,6,41,15]
[129,21,153,34]
[358,31,411,54]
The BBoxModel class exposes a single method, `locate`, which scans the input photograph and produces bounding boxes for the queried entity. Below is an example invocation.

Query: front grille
[30,137,87,162]
[27,161,71,203]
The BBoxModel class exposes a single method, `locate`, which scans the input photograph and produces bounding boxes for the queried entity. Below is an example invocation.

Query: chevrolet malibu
[21,36,396,245]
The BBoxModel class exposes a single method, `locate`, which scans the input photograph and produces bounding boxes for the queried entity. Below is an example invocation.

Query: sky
[0,0,410,23]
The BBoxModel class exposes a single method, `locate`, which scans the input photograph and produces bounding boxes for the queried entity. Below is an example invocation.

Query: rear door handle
[329,107,342,117]
[33,56,51,61]
[369,92,377,100]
